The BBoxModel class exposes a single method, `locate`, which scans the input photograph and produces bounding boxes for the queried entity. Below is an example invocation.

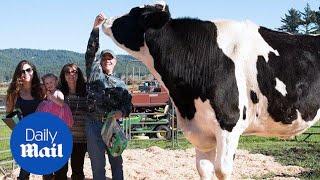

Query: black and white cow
[102,2,320,179]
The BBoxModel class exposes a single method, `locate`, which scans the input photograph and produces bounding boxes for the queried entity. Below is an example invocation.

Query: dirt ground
[8,146,307,180]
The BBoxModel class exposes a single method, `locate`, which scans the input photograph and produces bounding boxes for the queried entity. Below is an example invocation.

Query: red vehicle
[131,84,169,113]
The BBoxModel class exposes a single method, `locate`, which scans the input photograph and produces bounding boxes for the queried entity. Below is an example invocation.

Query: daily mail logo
[10,112,72,175]
[21,129,62,158]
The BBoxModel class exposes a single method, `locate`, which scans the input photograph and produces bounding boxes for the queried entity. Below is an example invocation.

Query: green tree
[278,8,301,34]
[313,7,320,33]
[300,3,317,34]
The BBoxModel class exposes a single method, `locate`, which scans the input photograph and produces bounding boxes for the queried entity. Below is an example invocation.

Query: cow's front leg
[196,148,218,180]
[214,129,242,180]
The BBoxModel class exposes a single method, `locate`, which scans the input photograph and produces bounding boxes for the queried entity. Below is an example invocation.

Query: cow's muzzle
[102,16,118,36]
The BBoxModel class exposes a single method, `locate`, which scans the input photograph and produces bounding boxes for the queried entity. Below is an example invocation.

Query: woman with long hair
[56,63,87,180]
[6,60,43,114]
[6,60,44,179]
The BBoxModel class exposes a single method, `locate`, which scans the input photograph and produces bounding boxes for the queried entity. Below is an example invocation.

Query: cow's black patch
[146,19,240,131]
[110,6,240,131]
[111,6,170,51]
[243,106,247,120]
[257,27,320,123]
[250,91,259,104]
[111,15,145,51]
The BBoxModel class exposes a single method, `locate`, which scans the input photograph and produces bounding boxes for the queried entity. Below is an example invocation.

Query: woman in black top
[6,60,44,180]
[58,63,88,180]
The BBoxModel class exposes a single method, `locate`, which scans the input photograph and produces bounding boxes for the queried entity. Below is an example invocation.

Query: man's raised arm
[85,13,106,78]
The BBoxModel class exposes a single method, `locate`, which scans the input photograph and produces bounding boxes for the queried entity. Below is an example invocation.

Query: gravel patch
[7,147,307,179]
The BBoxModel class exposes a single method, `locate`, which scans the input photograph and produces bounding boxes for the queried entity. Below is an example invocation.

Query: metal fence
[0,111,15,177]
[297,125,320,141]
[0,95,16,177]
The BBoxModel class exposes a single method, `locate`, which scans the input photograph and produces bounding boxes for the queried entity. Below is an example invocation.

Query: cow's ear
[141,11,170,30]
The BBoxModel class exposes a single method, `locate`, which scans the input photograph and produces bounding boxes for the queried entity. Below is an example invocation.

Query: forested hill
[0,48,148,82]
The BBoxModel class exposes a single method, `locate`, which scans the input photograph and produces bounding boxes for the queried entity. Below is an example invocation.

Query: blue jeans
[85,119,124,180]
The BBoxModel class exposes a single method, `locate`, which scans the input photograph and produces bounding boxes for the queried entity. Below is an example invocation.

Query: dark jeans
[42,143,87,180]
[86,119,123,180]
[18,168,29,180]
[71,143,87,180]
[42,163,68,180]
[55,163,68,180]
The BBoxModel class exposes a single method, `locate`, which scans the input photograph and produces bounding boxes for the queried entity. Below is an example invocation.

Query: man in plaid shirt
[85,12,131,180]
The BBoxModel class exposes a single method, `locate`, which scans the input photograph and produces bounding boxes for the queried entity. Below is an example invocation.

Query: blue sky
[0,0,318,54]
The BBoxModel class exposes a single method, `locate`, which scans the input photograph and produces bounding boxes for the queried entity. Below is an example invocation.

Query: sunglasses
[20,68,33,74]
[66,70,78,75]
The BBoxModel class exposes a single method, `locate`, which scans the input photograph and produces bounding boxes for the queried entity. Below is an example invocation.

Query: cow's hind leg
[196,148,217,180]
[214,129,242,180]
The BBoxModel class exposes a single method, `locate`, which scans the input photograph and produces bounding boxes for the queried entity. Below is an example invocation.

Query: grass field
[239,136,320,179]
[0,120,14,171]
[0,119,319,179]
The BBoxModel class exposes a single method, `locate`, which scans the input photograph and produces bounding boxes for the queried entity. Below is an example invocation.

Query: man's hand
[93,12,106,29]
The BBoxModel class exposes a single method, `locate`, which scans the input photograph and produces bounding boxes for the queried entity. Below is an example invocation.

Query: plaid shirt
[85,28,131,117]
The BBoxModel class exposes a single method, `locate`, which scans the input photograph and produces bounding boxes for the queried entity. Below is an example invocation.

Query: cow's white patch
[275,78,287,96]
[214,108,248,179]
[309,109,320,130]
[199,160,214,178]
[195,149,216,179]
[102,16,118,29]
[177,98,218,151]
[215,20,278,63]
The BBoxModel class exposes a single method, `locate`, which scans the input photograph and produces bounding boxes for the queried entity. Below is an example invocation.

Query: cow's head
[102,2,171,53]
